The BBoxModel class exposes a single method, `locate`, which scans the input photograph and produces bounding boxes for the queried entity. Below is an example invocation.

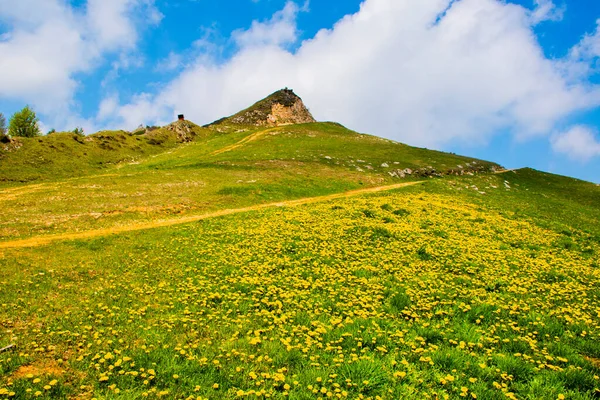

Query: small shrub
[556,237,576,250]
[380,204,393,211]
[147,138,165,145]
[485,280,507,293]
[389,289,411,312]
[417,246,433,261]
[371,226,394,240]
[539,269,568,284]
[362,209,376,218]
[393,208,410,217]
[432,229,448,239]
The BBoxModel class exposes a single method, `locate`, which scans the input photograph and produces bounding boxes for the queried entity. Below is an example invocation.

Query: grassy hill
[0,120,212,184]
[0,92,599,399]
[0,122,498,241]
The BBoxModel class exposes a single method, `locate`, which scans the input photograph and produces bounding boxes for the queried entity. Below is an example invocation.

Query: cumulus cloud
[155,52,183,73]
[97,95,120,121]
[530,0,564,24]
[551,125,600,162]
[112,0,600,149]
[0,0,161,120]
[232,1,306,49]
[571,19,600,61]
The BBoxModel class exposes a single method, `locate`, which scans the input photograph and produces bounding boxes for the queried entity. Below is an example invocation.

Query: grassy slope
[0,122,214,185]
[0,122,498,241]
[421,168,600,238]
[0,174,598,399]
[1,120,599,399]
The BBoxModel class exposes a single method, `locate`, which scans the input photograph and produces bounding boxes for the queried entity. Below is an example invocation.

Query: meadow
[1,177,599,399]
[0,123,495,241]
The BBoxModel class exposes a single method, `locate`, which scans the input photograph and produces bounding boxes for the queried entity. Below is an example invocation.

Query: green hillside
[0,92,599,399]
[0,120,212,184]
[0,122,498,241]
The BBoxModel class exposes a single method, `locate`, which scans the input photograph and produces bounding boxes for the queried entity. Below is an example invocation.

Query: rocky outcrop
[387,162,500,179]
[207,88,316,127]
[164,120,198,142]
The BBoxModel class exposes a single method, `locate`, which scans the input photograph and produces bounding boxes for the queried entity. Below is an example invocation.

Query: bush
[9,106,41,138]
[0,112,6,135]
[389,290,411,312]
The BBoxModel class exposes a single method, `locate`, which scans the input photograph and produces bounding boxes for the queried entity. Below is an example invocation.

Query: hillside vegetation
[0,122,498,241]
[0,91,599,399]
[1,175,599,399]
[0,121,212,184]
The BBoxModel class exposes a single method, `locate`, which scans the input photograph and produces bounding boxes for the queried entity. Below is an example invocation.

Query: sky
[1,0,600,183]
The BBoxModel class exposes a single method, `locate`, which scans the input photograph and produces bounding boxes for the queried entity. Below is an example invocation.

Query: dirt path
[0,173,122,200]
[0,181,423,249]
[210,128,280,156]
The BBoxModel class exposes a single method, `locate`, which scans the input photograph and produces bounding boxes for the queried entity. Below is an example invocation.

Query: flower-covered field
[1,189,599,399]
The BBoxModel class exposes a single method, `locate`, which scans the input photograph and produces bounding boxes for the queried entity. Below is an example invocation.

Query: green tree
[0,112,6,135]
[9,106,41,138]
[0,112,8,143]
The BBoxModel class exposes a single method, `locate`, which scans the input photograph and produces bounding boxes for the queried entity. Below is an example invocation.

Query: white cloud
[86,0,163,51]
[571,19,600,60]
[112,0,600,148]
[155,52,183,72]
[0,0,161,122]
[531,0,564,24]
[97,95,120,121]
[232,1,304,48]
[551,125,600,161]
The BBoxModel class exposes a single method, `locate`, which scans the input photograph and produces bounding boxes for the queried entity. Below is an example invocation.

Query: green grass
[0,122,499,241]
[0,119,599,399]
[1,188,599,399]
[0,121,215,184]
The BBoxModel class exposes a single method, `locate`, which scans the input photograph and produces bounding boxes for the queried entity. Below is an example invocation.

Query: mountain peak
[207,88,316,127]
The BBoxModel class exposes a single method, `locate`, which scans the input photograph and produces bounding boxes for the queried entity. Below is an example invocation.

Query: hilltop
[207,88,316,127]
[0,89,498,186]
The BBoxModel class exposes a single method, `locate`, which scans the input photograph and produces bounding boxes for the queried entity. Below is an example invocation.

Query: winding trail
[0,181,423,249]
[210,127,281,156]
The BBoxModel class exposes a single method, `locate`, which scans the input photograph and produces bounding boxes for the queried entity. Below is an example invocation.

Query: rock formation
[207,88,316,127]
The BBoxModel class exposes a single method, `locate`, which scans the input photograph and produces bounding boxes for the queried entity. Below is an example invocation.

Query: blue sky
[1,0,600,183]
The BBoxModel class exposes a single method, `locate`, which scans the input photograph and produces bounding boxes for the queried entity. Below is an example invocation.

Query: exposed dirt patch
[585,356,600,369]
[13,360,65,378]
